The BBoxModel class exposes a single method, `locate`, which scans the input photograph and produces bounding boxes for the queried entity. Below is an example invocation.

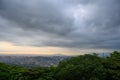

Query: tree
[55,53,120,80]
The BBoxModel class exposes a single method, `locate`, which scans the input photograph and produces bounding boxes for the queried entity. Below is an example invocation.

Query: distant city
[0,55,69,68]
[0,53,111,68]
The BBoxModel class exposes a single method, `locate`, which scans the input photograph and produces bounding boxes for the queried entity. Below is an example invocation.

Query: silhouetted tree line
[0,51,120,80]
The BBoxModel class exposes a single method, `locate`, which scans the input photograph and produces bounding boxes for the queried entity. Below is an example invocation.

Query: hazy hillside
[0,56,68,68]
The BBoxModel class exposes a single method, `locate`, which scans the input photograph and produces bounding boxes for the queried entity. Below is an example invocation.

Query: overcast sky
[0,0,120,55]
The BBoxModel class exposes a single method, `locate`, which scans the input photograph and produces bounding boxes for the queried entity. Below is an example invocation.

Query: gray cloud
[0,0,120,50]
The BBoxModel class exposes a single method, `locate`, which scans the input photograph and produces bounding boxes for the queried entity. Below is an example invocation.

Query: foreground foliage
[0,51,120,80]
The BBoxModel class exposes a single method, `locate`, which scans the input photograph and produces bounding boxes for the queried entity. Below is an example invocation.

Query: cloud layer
[0,0,120,50]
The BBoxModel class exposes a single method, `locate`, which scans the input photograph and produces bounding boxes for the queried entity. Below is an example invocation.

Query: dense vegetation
[0,51,120,80]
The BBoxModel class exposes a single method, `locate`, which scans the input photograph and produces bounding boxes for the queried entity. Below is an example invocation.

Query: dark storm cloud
[0,0,120,49]
[0,0,74,35]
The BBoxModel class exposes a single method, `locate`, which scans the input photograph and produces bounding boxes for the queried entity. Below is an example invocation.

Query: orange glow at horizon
[0,41,112,55]
[0,41,79,55]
